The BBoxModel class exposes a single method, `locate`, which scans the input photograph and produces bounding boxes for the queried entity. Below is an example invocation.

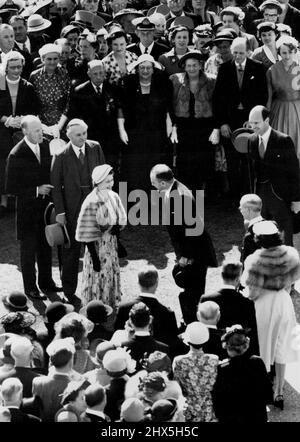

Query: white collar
[140,292,157,299]
[248,215,263,227]
[263,45,278,64]
[164,180,175,198]
[221,284,237,290]
[259,126,272,147]
[139,41,154,54]
[86,409,106,418]
[24,136,38,150]
[134,331,151,336]
[205,324,217,329]
[6,76,20,84]
[91,82,103,93]
[235,59,247,69]
[71,143,85,157]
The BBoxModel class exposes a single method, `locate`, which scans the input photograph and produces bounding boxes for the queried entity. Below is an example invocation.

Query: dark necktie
[78,148,85,165]
[258,138,265,159]
[96,86,101,95]
[144,47,148,54]
[237,64,244,88]
[22,43,29,53]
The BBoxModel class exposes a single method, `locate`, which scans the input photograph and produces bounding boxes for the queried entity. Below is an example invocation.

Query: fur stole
[241,245,300,292]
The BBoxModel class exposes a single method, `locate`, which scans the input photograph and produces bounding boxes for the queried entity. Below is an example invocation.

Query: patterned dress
[173,349,219,422]
[102,51,138,85]
[76,187,127,310]
[29,66,71,126]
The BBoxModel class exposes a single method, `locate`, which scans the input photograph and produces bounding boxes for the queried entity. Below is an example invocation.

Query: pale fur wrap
[241,245,300,293]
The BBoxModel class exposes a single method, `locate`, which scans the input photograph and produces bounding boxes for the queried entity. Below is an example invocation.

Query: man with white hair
[5,115,58,300]
[213,36,268,201]
[1,378,40,422]
[51,118,105,305]
[68,60,119,168]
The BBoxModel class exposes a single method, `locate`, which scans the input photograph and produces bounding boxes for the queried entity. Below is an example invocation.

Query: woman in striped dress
[75,164,127,310]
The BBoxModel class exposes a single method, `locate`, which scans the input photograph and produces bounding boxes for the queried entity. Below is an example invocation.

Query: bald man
[5,115,58,300]
[248,105,300,245]
[67,60,120,170]
[51,118,105,304]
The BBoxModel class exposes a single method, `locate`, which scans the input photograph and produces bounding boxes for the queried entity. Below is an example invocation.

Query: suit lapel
[66,143,81,187]
[15,79,24,114]
[22,139,41,164]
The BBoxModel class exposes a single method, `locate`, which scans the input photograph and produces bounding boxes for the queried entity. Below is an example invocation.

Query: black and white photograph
[0,0,300,430]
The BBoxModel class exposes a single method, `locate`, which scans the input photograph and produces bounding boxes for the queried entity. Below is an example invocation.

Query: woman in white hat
[73,30,99,85]
[117,53,174,190]
[158,25,190,76]
[75,164,127,310]
[29,43,71,139]
[172,321,219,422]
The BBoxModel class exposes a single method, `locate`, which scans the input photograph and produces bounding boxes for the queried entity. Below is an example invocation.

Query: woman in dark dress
[169,50,219,191]
[212,325,274,423]
[117,54,173,191]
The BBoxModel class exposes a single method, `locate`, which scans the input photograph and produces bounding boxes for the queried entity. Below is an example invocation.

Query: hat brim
[178,52,206,69]
[0,311,36,327]
[2,296,29,312]
[27,19,52,33]
[231,128,254,154]
[128,58,162,72]
[45,223,71,248]
[79,303,113,319]
[44,303,74,324]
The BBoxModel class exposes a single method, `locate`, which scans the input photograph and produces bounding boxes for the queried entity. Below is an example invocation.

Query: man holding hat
[5,115,59,300]
[51,118,105,305]
[248,105,300,245]
[127,16,169,60]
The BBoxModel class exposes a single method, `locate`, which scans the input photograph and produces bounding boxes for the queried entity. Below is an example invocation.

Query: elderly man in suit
[213,37,268,201]
[248,105,300,246]
[200,259,260,356]
[127,16,169,60]
[5,115,58,300]
[150,164,217,323]
[67,60,119,170]
[1,378,40,423]
[51,119,105,305]
[239,193,265,264]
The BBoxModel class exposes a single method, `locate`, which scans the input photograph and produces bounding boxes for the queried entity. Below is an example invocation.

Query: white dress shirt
[139,42,154,55]
[71,143,85,158]
[25,136,40,162]
[259,126,272,156]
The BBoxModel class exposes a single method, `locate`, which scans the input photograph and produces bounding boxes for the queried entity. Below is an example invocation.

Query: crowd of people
[1,0,300,424]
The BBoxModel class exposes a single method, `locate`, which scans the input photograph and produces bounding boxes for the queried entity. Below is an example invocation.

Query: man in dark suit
[67,60,119,169]
[32,338,76,422]
[150,164,217,324]
[1,378,41,423]
[197,301,227,359]
[114,265,179,345]
[248,105,300,245]
[121,303,170,371]
[213,37,268,200]
[278,0,300,41]
[127,16,169,60]
[200,260,260,356]
[165,0,199,29]
[5,115,58,300]
[81,384,110,422]
[51,119,105,304]
[239,193,264,264]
